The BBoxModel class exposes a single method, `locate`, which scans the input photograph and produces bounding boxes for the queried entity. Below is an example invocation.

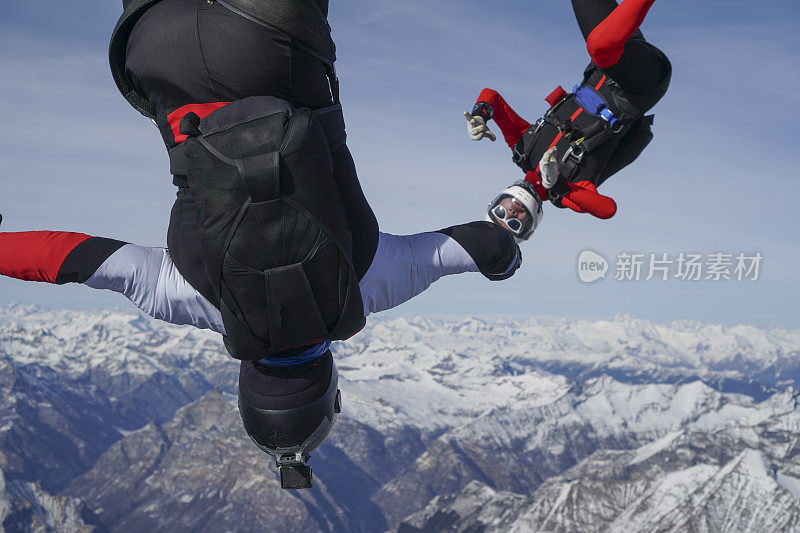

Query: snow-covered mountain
[0,305,798,532]
[392,382,800,531]
[0,472,91,532]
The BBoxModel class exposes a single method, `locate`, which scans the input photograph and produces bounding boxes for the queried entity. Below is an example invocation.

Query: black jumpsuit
[122,0,379,305]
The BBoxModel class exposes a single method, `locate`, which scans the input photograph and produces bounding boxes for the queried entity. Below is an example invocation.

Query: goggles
[489,195,535,237]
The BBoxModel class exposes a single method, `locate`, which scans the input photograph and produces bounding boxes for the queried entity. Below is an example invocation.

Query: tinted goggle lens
[490,196,531,236]
[506,218,522,231]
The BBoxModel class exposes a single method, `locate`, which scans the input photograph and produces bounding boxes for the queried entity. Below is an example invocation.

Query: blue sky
[0,0,798,327]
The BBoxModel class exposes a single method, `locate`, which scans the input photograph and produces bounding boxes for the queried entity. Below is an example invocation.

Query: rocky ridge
[1,306,798,531]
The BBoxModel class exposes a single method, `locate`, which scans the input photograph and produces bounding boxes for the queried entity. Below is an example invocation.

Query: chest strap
[169,103,347,181]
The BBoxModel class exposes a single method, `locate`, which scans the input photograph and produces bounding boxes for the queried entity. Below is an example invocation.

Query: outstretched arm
[1,223,521,329]
[0,230,225,333]
[360,222,521,316]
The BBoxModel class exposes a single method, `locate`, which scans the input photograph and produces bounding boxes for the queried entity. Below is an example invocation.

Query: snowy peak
[1,307,799,531]
[645,449,800,532]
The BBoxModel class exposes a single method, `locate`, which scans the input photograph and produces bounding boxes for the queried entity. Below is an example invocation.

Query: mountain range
[0,305,798,532]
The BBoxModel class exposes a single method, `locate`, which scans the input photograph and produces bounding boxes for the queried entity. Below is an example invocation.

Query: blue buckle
[599,107,618,126]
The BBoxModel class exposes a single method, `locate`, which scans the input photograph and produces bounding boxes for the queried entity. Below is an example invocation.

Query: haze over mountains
[0,305,798,532]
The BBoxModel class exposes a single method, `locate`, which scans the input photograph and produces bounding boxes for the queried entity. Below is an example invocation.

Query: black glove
[437,221,522,281]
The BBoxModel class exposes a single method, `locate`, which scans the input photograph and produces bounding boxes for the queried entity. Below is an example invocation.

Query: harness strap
[236,152,281,202]
[169,103,347,185]
[265,263,329,347]
[559,146,583,182]
[169,145,189,177]
[312,104,347,150]
[581,126,617,153]
[327,65,341,107]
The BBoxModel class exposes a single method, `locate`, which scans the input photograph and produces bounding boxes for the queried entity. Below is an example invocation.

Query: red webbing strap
[595,74,607,91]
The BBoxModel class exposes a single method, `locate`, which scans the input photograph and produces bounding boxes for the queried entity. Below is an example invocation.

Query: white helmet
[486,181,544,241]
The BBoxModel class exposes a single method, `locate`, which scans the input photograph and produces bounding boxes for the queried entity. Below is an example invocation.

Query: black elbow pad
[437,221,522,281]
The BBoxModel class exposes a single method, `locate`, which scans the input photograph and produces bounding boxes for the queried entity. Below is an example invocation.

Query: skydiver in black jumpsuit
[0,0,524,489]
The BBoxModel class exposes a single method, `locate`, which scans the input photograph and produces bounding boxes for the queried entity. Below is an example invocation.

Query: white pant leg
[359,232,479,316]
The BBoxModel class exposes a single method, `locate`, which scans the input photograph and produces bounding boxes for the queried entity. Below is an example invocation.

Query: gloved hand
[539,147,560,189]
[464,111,496,142]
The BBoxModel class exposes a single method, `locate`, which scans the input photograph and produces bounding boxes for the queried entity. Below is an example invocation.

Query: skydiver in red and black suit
[467,0,671,227]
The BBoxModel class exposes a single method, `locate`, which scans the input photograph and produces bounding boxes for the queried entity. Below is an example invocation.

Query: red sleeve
[585,0,656,68]
[0,231,92,283]
[561,181,617,219]
[476,89,531,147]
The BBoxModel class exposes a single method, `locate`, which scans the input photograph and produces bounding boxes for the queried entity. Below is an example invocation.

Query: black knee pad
[438,221,522,281]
